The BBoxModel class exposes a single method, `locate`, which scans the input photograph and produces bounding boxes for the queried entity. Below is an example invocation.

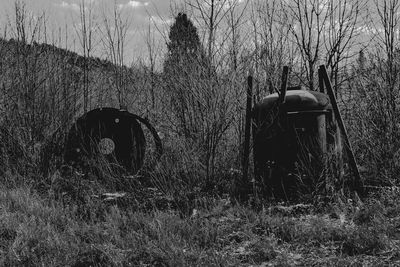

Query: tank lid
[256,90,330,112]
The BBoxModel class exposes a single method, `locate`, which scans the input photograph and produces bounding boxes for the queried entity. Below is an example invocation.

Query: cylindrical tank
[253,90,334,200]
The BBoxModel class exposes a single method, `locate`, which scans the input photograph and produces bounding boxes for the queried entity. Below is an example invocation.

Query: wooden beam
[319,65,363,193]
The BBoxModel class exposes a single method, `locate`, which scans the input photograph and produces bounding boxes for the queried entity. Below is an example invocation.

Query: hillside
[0,37,157,157]
[0,37,152,125]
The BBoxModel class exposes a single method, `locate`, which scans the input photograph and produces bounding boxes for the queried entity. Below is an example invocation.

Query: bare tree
[281,0,362,93]
[1,1,77,164]
[143,18,162,108]
[324,0,362,94]
[249,0,294,98]
[8,1,47,153]
[374,0,400,116]
[284,0,331,91]
[73,0,97,113]
[99,1,131,109]
[186,0,231,65]
[223,0,249,72]
[369,0,400,151]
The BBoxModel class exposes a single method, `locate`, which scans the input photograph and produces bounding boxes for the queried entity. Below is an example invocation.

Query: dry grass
[0,178,400,266]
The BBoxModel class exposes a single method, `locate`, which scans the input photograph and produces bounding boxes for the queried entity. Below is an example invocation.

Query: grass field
[1,177,400,266]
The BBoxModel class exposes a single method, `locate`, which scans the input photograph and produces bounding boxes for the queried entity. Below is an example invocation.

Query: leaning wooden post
[319,65,363,193]
[319,67,344,180]
[317,68,327,156]
[242,74,253,193]
[317,67,328,186]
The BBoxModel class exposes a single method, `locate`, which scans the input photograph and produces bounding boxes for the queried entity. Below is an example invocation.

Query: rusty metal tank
[253,89,334,200]
[64,108,146,174]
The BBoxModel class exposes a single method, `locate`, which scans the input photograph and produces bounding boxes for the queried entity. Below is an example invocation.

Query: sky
[0,0,383,69]
[0,0,178,65]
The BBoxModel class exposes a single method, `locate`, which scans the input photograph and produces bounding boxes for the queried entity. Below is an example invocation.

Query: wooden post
[318,67,325,94]
[242,75,253,188]
[319,65,363,193]
[317,68,327,158]
[319,68,344,179]
[317,114,327,155]
[279,66,289,104]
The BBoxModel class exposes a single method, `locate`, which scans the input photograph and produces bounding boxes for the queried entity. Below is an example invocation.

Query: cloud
[150,16,172,25]
[220,0,246,10]
[59,1,80,12]
[119,1,149,9]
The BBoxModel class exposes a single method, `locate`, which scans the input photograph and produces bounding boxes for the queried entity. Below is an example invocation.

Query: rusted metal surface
[64,107,162,174]
[253,88,333,200]
[252,65,363,200]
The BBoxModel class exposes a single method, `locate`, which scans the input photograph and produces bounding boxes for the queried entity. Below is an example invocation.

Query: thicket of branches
[1,0,400,196]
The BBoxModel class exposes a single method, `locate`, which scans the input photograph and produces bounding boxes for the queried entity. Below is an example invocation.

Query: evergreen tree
[168,13,200,55]
[163,13,209,139]
[163,13,227,184]
[163,13,207,75]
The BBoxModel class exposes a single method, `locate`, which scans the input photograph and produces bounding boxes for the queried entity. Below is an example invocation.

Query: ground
[1,177,400,266]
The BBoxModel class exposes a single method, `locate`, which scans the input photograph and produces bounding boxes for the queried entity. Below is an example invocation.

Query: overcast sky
[0,0,178,65]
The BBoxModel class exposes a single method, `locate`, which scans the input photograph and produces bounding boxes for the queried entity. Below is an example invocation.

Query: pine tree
[163,13,207,75]
[168,13,200,55]
[163,13,209,138]
[163,13,227,184]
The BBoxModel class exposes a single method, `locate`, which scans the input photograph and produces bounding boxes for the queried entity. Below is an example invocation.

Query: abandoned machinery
[253,89,334,199]
[64,107,162,175]
[252,65,362,200]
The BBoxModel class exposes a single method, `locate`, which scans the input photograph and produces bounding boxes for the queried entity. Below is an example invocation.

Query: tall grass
[1,182,400,266]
